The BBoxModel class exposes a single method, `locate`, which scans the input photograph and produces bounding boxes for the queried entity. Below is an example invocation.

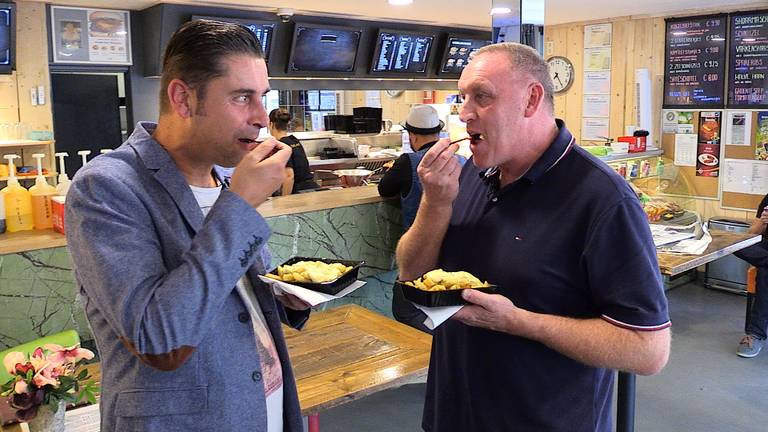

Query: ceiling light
[490,7,512,15]
[388,0,414,5]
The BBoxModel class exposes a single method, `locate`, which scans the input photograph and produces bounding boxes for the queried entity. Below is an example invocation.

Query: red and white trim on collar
[601,314,672,332]
[545,136,576,174]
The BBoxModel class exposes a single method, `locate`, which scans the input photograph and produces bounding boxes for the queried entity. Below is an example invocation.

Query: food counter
[0,186,404,351]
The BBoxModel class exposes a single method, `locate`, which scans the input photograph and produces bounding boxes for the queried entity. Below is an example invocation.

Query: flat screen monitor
[191,15,275,62]
[0,2,15,74]
[371,29,434,74]
[662,14,727,108]
[727,10,768,108]
[287,24,362,73]
[439,36,490,75]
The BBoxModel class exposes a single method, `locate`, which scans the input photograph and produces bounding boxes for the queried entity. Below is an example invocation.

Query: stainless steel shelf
[599,149,663,164]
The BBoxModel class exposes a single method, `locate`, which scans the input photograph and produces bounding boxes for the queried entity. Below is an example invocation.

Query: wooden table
[657,230,761,276]
[617,229,761,432]
[2,304,431,432]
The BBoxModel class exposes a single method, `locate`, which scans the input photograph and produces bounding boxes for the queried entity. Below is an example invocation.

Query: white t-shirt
[190,185,284,432]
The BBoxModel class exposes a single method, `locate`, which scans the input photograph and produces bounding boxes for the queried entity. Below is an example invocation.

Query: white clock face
[547,57,574,93]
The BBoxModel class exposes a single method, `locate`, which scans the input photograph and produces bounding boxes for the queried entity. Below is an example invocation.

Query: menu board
[728,10,768,108]
[371,30,433,74]
[192,16,274,62]
[439,36,489,75]
[288,24,361,73]
[663,15,727,108]
[0,3,13,73]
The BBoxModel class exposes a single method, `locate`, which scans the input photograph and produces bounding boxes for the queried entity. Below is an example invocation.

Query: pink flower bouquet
[1,344,97,421]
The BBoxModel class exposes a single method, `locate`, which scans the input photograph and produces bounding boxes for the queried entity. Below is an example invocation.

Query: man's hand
[760,207,768,225]
[452,289,530,335]
[275,293,311,311]
[417,138,462,206]
[229,138,292,207]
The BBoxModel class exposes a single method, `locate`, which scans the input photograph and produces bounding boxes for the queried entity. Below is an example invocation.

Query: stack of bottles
[0,151,74,234]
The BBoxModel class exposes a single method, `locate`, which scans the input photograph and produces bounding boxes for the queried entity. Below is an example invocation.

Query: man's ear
[166,79,193,119]
[524,82,545,118]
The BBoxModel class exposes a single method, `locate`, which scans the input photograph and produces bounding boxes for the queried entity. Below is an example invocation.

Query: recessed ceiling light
[490,7,511,15]
[389,0,414,5]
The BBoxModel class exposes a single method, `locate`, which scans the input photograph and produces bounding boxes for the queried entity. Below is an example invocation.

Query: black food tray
[273,257,364,295]
[397,280,498,307]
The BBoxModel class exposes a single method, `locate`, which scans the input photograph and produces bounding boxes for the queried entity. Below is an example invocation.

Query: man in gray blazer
[66,20,309,431]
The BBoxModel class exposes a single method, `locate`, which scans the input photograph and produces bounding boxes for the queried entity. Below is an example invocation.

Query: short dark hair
[269,108,292,131]
[159,19,264,114]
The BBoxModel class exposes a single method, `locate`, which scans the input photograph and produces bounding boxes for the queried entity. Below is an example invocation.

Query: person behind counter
[378,105,466,333]
[396,42,671,431]
[268,108,319,195]
[733,195,768,358]
[65,20,309,432]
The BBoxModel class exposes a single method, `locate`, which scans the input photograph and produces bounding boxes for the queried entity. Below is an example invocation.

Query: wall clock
[546,56,574,94]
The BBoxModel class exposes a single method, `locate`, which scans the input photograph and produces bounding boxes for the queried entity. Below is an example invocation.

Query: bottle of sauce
[55,152,71,196]
[1,154,34,232]
[29,153,57,229]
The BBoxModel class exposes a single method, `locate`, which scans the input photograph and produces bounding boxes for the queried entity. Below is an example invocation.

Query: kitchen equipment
[705,218,751,294]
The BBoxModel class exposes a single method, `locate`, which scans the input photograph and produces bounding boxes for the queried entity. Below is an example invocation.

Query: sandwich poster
[757,112,768,161]
[696,111,721,177]
[51,6,131,65]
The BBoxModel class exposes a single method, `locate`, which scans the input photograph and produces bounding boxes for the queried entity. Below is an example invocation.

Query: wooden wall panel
[15,1,53,132]
[546,17,665,146]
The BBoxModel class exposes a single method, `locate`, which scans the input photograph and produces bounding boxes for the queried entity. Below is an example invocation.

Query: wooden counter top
[258,184,387,218]
[0,229,67,255]
[0,186,389,255]
[657,230,760,276]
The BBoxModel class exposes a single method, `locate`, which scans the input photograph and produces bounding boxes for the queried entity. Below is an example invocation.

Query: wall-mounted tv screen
[439,36,489,75]
[0,2,16,74]
[191,15,275,62]
[728,10,768,108]
[371,30,434,74]
[287,24,362,73]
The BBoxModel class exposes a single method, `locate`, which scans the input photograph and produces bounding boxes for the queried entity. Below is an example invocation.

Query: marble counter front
[0,186,403,351]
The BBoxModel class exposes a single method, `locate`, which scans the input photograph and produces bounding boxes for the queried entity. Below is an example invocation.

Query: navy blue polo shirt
[422,120,670,432]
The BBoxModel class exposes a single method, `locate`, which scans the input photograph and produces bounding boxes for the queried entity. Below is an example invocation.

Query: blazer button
[252,371,262,382]
[238,312,249,323]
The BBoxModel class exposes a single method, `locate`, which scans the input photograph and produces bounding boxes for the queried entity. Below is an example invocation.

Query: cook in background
[65,20,309,432]
[396,42,671,432]
[378,104,466,333]
[268,108,319,195]
[733,194,768,358]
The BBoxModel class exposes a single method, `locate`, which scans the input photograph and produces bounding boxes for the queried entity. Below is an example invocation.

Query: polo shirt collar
[479,119,574,187]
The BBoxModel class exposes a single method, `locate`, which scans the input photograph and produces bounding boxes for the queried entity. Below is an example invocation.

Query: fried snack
[266,261,352,284]
[404,269,490,291]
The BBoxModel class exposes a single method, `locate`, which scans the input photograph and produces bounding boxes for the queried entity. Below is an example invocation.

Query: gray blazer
[66,122,307,431]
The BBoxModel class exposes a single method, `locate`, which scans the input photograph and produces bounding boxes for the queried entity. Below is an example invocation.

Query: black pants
[735,244,768,339]
[392,283,433,334]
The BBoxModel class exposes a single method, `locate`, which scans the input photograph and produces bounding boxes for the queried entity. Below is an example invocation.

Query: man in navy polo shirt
[396,42,671,432]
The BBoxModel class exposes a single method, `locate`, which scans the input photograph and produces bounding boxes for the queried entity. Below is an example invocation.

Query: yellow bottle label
[31,194,54,229]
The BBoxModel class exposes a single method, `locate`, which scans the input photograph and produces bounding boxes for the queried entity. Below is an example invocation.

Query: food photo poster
[51,6,132,65]
[697,111,721,177]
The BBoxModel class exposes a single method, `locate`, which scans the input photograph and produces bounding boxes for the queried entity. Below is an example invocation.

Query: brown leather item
[119,336,195,371]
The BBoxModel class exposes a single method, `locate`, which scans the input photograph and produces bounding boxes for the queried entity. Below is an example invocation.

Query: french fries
[404,269,490,291]
[266,261,352,284]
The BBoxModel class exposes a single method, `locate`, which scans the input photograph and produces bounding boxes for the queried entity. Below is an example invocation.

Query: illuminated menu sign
[439,37,489,74]
[192,16,274,62]
[663,15,727,108]
[372,31,433,73]
[728,11,768,108]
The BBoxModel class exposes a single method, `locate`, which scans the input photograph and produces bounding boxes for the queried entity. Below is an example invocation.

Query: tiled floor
[317,282,768,431]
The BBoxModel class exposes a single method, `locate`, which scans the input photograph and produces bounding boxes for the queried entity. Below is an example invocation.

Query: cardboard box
[51,196,65,234]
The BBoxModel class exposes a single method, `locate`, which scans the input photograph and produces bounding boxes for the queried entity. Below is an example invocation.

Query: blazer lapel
[128,124,203,234]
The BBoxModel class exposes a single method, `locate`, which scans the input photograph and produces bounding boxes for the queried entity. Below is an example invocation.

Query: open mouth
[469,133,485,144]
